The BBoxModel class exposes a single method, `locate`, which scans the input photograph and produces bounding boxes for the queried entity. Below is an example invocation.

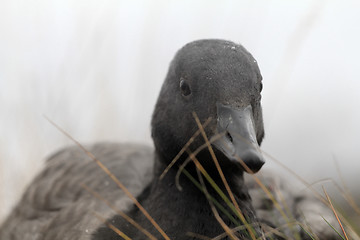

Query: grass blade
[92,211,132,240]
[44,116,170,240]
[192,112,258,240]
[81,184,157,240]
[323,187,349,240]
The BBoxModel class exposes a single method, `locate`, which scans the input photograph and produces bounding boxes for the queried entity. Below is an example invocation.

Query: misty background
[1,0,359,225]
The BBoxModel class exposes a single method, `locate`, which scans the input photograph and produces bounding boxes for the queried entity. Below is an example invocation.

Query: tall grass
[46,115,360,240]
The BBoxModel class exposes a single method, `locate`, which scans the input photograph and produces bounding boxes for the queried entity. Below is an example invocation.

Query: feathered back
[0,143,154,240]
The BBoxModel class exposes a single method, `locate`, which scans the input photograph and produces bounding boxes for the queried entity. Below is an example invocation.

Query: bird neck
[138,155,263,239]
[93,154,264,240]
[152,154,248,199]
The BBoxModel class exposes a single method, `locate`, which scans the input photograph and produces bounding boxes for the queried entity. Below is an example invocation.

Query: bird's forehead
[171,40,261,106]
[178,43,252,66]
[177,53,258,91]
[175,42,259,81]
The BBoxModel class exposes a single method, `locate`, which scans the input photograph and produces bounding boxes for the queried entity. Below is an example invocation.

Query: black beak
[211,103,265,173]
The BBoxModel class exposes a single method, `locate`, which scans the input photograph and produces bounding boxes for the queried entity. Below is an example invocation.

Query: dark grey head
[151,39,265,174]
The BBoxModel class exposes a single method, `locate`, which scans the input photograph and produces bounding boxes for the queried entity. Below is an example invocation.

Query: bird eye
[180,79,191,96]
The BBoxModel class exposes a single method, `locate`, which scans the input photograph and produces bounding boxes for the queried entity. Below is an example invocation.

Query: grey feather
[245,171,342,239]
[0,143,154,240]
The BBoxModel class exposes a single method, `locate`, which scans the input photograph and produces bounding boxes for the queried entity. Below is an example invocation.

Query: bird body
[0,143,154,240]
[0,39,341,240]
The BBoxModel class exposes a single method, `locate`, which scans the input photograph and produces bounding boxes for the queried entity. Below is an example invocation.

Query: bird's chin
[192,148,245,176]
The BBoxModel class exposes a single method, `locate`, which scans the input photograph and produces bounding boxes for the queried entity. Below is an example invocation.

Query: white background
[1,0,359,224]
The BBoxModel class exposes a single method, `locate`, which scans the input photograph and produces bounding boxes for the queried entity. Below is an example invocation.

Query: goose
[0,39,340,240]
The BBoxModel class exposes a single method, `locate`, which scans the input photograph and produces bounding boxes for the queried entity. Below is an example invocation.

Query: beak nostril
[226,131,233,143]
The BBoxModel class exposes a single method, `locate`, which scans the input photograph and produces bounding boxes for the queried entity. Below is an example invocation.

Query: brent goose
[0,39,340,240]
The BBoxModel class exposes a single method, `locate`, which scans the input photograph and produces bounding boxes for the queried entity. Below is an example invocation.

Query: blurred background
[1,0,359,227]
